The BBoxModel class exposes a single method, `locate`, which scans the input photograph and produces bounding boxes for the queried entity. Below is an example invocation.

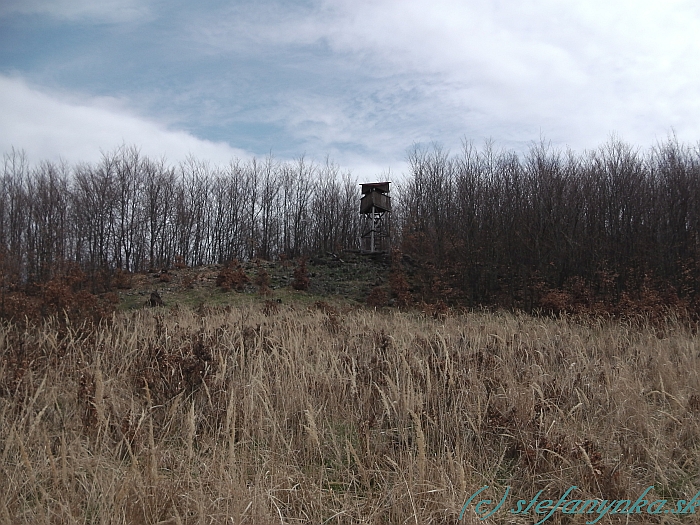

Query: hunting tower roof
[360,182,391,195]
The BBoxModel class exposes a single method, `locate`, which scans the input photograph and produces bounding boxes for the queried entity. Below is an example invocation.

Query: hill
[116,252,394,311]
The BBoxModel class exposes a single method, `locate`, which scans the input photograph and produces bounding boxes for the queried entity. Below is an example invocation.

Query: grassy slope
[116,252,391,311]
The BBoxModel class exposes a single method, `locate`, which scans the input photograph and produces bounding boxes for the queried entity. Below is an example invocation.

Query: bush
[389,250,412,307]
[216,260,249,292]
[254,263,272,296]
[292,258,310,291]
[366,286,388,307]
[0,263,118,325]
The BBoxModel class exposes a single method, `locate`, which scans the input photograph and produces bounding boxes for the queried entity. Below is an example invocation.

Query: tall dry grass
[1,304,699,524]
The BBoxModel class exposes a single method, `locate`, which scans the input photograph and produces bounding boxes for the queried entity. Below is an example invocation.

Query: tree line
[395,136,700,313]
[4,136,700,315]
[0,146,360,288]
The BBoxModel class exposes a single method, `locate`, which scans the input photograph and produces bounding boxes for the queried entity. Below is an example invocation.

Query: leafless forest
[0,147,359,279]
[3,136,700,317]
[399,137,700,315]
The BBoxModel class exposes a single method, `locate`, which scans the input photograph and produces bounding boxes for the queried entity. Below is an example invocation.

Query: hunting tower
[360,182,391,253]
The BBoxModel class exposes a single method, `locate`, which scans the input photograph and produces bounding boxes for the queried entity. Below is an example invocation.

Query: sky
[1,0,700,180]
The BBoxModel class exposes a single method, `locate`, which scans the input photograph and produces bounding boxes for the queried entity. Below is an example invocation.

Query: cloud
[2,0,700,182]
[196,0,700,153]
[0,0,151,22]
[0,75,250,167]
[320,0,700,143]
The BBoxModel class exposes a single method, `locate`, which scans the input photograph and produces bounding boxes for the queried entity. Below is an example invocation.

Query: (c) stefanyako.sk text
[459,485,700,524]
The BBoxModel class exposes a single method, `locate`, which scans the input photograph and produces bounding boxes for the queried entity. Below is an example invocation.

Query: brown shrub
[422,299,449,319]
[216,260,249,292]
[113,269,133,289]
[255,262,271,296]
[0,262,118,326]
[366,286,388,307]
[539,290,573,314]
[291,258,310,291]
[182,274,195,289]
[390,273,412,307]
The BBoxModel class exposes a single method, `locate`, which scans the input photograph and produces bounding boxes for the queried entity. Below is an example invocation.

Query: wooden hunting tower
[360,182,391,253]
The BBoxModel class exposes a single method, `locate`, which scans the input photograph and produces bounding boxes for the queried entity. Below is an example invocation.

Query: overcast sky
[1,0,699,179]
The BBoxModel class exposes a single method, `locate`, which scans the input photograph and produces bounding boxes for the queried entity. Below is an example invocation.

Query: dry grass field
[1,303,699,524]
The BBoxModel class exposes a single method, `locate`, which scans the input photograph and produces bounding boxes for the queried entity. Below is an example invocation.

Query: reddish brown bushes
[254,262,271,296]
[0,263,118,325]
[366,286,388,307]
[389,250,412,308]
[291,258,310,291]
[216,260,249,292]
